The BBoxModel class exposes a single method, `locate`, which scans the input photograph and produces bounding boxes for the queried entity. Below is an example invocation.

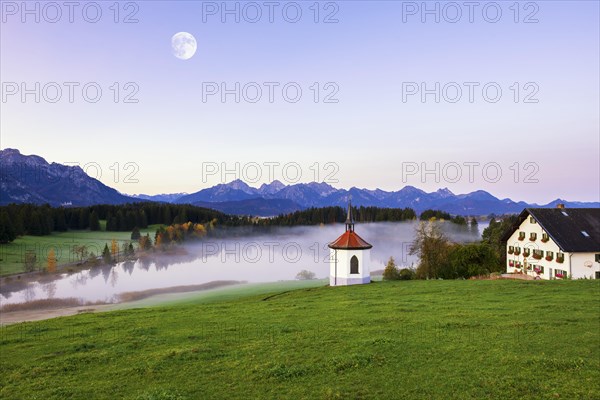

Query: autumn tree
[111,239,118,261]
[47,248,57,273]
[155,232,164,250]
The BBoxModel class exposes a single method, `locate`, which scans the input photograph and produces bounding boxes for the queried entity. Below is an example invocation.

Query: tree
[482,214,519,269]
[71,245,88,262]
[89,211,101,231]
[79,208,90,229]
[131,226,141,240]
[383,256,400,280]
[87,252,99,267]
[54,209,68,231]
[139,234,152,251]
[102,243,113,264]
[410,221,452,279]
[0,210,17,243]
[470,217,478,229]
[24,250,37,272]
[47,248,57,273]
[155,232,164,249]
[445,243,499,279]
[111,239,118,257]
[295,270,316,280]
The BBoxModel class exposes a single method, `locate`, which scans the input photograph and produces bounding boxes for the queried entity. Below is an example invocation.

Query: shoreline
[0,279,327,325]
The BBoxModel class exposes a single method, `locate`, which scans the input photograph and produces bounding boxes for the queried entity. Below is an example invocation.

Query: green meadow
[1,279,598,399]
[0,223,160,276]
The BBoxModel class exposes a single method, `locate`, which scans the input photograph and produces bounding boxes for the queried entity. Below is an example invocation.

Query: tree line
[260,206,418,226]
[0,202,484,245]
[0,203,232,243]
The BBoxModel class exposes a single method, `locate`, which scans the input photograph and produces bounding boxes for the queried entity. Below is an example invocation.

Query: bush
[398,268,416,280]
[295,270,316,280]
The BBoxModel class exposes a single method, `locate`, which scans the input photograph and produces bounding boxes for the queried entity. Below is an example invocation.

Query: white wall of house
[329,248,371,286]
[506,215,570,279]
[570,253,600,279]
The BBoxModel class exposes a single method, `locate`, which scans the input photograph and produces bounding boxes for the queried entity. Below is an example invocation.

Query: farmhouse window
[530,232,537,241]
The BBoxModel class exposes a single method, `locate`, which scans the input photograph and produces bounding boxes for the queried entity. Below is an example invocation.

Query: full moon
[171,32,197,60]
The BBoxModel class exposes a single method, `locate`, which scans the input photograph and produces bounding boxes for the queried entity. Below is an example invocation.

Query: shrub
[398,268,416,280]
[295,270,316,280]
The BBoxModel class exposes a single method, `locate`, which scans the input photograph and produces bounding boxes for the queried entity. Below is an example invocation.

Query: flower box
[532,253,542,260]
[556,257,564,264]
[555,273,564,279]
[523,249,531,257]
[509,260,514,267]
[514,249,521,255]
[545,256,553,261]
[541,237,549,243]
[534,267,542,274]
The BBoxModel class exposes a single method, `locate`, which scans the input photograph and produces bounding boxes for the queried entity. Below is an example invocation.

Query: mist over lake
[0,222,486,306]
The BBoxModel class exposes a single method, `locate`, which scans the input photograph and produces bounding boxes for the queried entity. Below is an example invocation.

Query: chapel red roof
[328,230,373,250]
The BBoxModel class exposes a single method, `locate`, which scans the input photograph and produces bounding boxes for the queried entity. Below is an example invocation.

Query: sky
[1,0,599,203]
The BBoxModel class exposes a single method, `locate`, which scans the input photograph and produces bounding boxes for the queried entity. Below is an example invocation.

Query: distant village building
[503,206,600,279]
[328,203,373,286]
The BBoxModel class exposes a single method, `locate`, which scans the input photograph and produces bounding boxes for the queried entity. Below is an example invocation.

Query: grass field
[1,279,598,399]
[0,223,160,276]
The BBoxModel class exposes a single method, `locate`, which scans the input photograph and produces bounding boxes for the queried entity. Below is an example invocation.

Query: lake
[0,222,487,306]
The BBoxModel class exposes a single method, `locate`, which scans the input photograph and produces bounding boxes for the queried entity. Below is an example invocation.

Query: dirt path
[0,304,117,325]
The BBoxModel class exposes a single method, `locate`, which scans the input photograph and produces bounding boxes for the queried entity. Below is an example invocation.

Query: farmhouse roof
[503,208,600,252]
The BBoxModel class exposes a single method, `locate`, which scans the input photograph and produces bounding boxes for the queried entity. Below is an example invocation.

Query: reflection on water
[0,222,484,306]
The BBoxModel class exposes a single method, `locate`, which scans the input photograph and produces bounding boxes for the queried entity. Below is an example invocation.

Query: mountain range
[0,148,131,206]
[1,149,598,216]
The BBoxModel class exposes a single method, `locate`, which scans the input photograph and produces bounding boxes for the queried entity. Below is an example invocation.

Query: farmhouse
[328,203,373,286]
[503,206,600,279]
